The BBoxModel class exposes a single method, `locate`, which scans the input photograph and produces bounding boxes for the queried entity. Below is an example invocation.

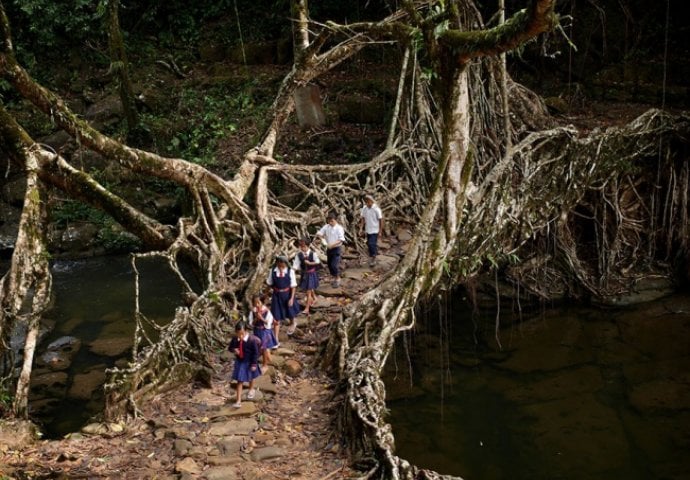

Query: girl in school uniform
[292,238,320,316]
[228,321,262,408]
[248,294,278,367]
[266,254,301,339]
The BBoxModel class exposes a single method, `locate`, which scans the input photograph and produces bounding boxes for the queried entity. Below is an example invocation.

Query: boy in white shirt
[359,194,383,267]
[316,212,345,288]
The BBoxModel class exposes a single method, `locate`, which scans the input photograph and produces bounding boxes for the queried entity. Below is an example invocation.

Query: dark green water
[384,294,690,480]
[30,255,182,437]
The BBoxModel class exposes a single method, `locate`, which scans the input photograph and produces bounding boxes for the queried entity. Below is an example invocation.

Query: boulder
[294,85,326,128]
[36,336,82,371]
[283,359,303,377]
[59,222,99,252]
[84,94,122,123]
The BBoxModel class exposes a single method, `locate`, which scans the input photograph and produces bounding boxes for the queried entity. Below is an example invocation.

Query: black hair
[298,237,309,246]
[235,321,247,331]
[327,211,338,221]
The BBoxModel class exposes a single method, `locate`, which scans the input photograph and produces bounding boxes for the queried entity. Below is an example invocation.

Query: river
[30,255,182,437]
[384,293,690,480]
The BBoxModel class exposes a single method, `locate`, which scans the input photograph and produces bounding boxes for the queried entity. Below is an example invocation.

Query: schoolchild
[266,254,301,338]
[292,238,320,316]
[248,294,278,367]
[359,194,384,267]
[316,212,346,288]
[228,321,262,408]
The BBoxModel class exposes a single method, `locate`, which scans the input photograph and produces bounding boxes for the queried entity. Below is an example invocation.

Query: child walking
[292,238,320,316]
[316,212,346,287]
[267,254,301,338]
[228,321,262,408]
[359,193,384,267]
[248,294,278,366]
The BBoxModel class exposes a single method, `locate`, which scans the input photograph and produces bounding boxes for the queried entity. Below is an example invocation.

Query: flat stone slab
[206,453,244,467]
[253,375,278,393]
[208,418,258,436]
[376,254,399,267]
[211,403,258,420]
[342,267,372,281]
[204,466,239,480]
[312,296,341,309]
[315,285,345,297]
[250,446,285,462]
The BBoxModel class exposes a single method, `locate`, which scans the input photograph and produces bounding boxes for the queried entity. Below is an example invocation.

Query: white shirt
[248,307,274,329]
[292,249,321,270]
[317,223,345,246]
[360,204,383,234]
[266,266,297,287]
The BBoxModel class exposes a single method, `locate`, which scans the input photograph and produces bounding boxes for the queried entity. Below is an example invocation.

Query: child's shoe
[232,401,242,408]
[247,389,256,400]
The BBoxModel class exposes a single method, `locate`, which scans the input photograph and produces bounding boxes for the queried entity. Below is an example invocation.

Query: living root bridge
[325,108,690,480]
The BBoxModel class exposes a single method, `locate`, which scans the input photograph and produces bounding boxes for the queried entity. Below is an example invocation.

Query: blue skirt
[300,271,319,291]
[254,327,278,350]
[232,358,262,383]
[270,290,301,321]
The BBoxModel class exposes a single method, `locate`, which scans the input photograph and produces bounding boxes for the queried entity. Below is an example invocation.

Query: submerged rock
[35,336,81,371]
[88,336,131,357]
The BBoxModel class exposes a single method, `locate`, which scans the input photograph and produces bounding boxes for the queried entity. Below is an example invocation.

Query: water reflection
[30,255,184,437]
[385,294,690,480]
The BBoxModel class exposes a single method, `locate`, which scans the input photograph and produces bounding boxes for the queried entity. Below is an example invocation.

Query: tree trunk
[107,0,138,134]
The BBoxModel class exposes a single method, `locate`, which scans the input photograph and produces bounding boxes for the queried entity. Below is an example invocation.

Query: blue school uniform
[249,307,278,350]
[229,334,262,382]
[268,267,301,321]
[296,250,320,291]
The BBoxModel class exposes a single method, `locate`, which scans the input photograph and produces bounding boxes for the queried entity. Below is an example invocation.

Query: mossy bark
[107,0,138,134]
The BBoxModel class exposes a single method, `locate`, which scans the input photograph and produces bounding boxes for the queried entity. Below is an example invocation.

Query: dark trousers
[366,233,378,257]
[326,246,341,276]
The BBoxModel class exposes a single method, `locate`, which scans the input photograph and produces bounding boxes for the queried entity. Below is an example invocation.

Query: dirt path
[0,236,408,479]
